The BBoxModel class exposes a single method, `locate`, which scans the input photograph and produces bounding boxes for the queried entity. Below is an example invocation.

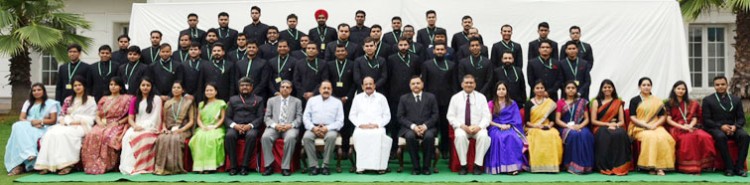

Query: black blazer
[397,92,439,137]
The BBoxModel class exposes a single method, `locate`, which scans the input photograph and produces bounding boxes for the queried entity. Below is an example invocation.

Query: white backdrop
[129,0,690,104]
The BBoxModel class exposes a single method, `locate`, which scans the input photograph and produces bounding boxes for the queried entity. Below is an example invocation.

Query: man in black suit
[215,12,240,51]
[398,76,439,175]
[702,76,748,177]
[416,10,446,48]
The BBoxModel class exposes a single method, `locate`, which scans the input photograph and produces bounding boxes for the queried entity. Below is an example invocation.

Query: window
[688,25,727,88]
[41,54,59,86]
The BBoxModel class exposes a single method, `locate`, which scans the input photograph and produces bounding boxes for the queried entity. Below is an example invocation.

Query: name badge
[124,85,129,91]
[321,44,326,50]
[567,121,575,126]
[428,44,434,48]
[65,84,72,89]
[275,77,282,83]
[574,80,580,86]
[336,82,344,87]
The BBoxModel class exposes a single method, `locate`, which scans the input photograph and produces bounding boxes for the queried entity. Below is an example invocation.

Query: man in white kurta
[446,74,491,175]
[349,76,392,173]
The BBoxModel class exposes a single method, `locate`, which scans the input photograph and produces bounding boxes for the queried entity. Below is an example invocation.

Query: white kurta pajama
[349,91,392,171]
[35,96,97,172]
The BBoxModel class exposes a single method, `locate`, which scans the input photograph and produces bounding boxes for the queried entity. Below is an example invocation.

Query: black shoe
[282,169,291,176]
[228,168,238,176]
[458,166,468,175]
[239,167,250,176]
[309,167,319,176]
[736,170,747,177]
[422,168,432,175]
[320,167,331,175]
[262,166,274,176]
[725,170,735,177]
[473,166,483,175]
[411,169,421,175]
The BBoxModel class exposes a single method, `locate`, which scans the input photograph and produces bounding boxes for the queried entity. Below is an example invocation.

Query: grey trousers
[301,130,338,168]
[261,128,299,169]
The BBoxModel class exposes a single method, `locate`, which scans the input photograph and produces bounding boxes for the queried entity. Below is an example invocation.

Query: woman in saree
[82,76,133,174]
[119,76,162,175]
[555,81,594,174]
[590,79,631,175]
[5,83,59,176]
[665,81,715,174]
[628,77,675,176]
[189,83,227,173]
[485,82,526,175]
[36,76,97,175]
[154,81,196,175]
[525,80,563,173]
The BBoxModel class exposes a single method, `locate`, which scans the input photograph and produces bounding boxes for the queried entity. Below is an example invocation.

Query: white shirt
[446,90,491,129]
[303,95,344,131]
[349,91,391,127]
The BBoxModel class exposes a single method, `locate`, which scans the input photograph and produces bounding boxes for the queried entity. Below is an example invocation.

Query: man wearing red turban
[308,9,336,56]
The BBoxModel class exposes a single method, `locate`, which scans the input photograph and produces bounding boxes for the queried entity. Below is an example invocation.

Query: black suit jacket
[398,92,439,137]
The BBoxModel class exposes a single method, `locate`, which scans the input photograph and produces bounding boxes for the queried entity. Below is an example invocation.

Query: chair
[447,126,480,173]
[258,138,301,173]
[221,139,261,172]
[300,135,349,173]
[395,137,440,173]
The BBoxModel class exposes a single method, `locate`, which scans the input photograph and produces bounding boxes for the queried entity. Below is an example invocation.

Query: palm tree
[681,0,750,112]
[0,0,92,114]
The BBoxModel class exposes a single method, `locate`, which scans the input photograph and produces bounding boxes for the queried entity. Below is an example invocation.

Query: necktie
[416,95,421,103]
[280,99,288,123]
[465,94,471,126]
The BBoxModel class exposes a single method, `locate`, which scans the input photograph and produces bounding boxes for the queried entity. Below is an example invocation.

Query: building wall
[684,8,737,98]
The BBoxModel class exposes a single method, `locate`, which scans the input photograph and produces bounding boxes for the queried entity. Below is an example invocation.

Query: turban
[314,9,328,19]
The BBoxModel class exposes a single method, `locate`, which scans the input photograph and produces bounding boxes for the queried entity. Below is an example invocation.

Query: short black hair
[117,34,130,41]
[391,16,401,22]
[150,30,163,37]
[355,10,366,16]
[338,23,350,30]
[336,43,347,49]
[98,45,112,52]
[218,12,229,18]
[434,29,446,36]
[398,36,409,43]
[469,37,481,44]
[538,22,549,30]
[237,33,246,39]
[187,13,198,19]
[564,41,578,49]
[67,44,82,52]
[570,25,581,33]
[287,14,298,20]
[371,24,382,31]
[239,77,254,85]
[462,15,472,21]
[713,75,728,83]
[404,25,414,30]
[190,42,201,48]
[425,10,436,17]
[434,43,446,48]
[160,43,172,50]
[247,39,258,46]
[501,24,513,31]
[251,6,261,13]
[128,46,142,54]
[206,28,218,36]
[268,26,279,32]
[212,42,225,51]
[539,39,552,47]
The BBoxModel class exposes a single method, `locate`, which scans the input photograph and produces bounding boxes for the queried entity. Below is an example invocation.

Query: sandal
[656,170,665,176]
[510,171,519,176]
[58,167,72,175]
[38,170,49,175]
[377,170,386,174]
[8,166,24,176]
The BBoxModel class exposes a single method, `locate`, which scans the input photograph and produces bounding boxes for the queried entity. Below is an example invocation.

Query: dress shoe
[309,167,319,176]
[282,169,291,176]
[411,169,421,175]
[422,168,432,175]
[239,168,250,176]
[320,167,331,175]
[228,168,238,176]
[262,166,274,176]
[725,170,735,177]
[736,170,747,177]
[458,166,468,175]
[473,166,483,175]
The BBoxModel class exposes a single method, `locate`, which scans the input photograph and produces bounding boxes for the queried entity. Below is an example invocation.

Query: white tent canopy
[129,0,690,104]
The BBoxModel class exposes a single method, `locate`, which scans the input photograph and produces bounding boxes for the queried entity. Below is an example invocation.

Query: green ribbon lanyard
[337,40,349,48]
[125,61,140,85]
[502,41,515,52]
[190,28,198,38]
[409,43,416,54]
[179,50,189,62]
[245,59,254,78]
[462,32,469,42]
[218,28,228,38]
[538,56,552,69]
[277,56,289,74]
[433,59,448,71]
[307,58,320,73]
[470,56,483,69]
[375,42,382,57]
[150,47,159,62]
[392,31,401,43]
[336,59,347,81]
[398,53,410,67]
[189,59,200,71]
[160,59,173,74]
[566,58,579,78]
[172,97,184,123]
[426,28,435,45]
[287,29,299,40]
[97,61,111,78]
[715,93,734,112]
[579,42,587,53]
[213,59,225,74]
[503,66,518,82]
[317,27,327,43]
[236,49,246,61]
[365,56,379,69]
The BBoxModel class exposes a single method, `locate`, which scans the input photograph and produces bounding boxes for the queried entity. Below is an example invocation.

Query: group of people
[3,6,748,178]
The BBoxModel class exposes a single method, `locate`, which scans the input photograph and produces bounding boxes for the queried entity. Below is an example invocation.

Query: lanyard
[125,62,140,84]
[335,59,347,81]
[277,56,289,74]
[365,56,379,69]
[568,101,577,122]
[715,93,734,112]
[503,66,518,82]
[287,29,299,40]
[579,42,587,53]
[316,27,328,43]
[179,50,189,62]
[236,49,247,61]
[172,97,184,123]
[239,94,258,106]
[244,58,254,78]
[470,56,483,69]
[97,61,111,78]
[409,43,416,54]
[188,59,200,71]
[218,28,228,38]
[306,58,320,73]
[426,28,435,45]
[150,47,159,62]
[501,40,515,52]
[677,101,688,122]
[462,32,469,42]
[205,46,211,58]
[538,56,552,69]
[392,31,402,43]
[433,59,449,71]
[68,62,80,82]
[212,59,225,74]
[375,42,382,57]
[398,53,410,67]
[566,58,579,78]
[160,59,173,74]
[190,28,199,38]
[337,40,349,48]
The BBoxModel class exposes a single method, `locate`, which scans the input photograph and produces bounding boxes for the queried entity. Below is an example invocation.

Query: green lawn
[0,115,749,184]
